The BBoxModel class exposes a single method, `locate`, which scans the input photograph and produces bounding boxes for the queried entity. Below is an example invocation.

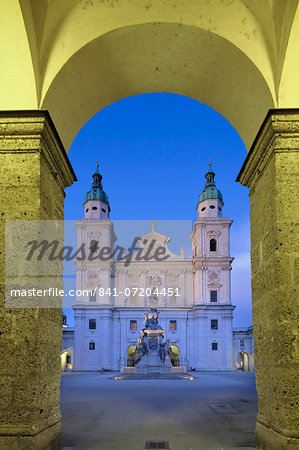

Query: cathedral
[65,163,253,372]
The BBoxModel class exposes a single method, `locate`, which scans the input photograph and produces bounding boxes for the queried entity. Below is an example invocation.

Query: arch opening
[127,345,136,367]
[237,351,249,372]
[61,351,72,372]
[170,345,180,366]
[210,238,217,252]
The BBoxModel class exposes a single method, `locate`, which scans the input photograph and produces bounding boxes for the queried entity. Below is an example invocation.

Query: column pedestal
[237,109,299,449]
[0,111,76,449]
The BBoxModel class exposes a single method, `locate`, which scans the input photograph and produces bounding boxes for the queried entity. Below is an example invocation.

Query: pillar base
[0,112,76,449]
[256,422,299,450]
[0,422,60,450]
[237,109,299,450]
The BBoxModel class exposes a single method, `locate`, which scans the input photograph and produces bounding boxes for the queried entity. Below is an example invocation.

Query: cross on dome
[197,162,223,204]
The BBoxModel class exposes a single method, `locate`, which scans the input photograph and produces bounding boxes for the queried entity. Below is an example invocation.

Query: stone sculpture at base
[134,308,172,374]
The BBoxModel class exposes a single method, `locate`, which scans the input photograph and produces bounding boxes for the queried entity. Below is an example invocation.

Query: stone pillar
[0,112,76,448]
[237,109,299,449]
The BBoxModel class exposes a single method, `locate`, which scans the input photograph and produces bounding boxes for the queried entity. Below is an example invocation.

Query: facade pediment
[207,230,221,237]
[207,281,222,288]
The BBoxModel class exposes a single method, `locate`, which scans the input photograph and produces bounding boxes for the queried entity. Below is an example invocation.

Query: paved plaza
[60,371,257,449]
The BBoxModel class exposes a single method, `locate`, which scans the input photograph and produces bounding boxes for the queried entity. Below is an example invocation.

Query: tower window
[240,339,245,348]
[211,319,218,330]
[170,320,177,331]
[210,238,217,252]
[86,208,89,212]
[92,206,98,210]
[101,208,106,213]
[210,205,215,209]
[89,342,95,350]
[89,291,96,302]
[210,291,217,302]
[130,320,137,331]
[218,207,222,211]
[89,319,96,330]
[90,240,99,253]
[201,207,206,211]
[212,342,218,350]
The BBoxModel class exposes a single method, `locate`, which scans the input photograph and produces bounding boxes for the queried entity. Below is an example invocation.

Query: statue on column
[142,308,163,334]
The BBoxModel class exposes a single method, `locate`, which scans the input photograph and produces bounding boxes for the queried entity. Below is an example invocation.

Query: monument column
[0,111,76,448]
[237,109,299,449]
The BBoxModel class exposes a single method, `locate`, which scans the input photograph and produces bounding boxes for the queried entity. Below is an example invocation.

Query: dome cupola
[84,163,110,219]
[197,162,224,218]
[198,163,223,203]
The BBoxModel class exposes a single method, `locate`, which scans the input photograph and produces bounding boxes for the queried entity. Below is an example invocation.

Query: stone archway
[170,345,180,367]
[0,2,298,448]
[127,345,136,367]
[61,351,72,372]
[238,352,249,372]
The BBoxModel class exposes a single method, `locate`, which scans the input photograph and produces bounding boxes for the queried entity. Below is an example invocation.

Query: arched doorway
[61,351,72,372]
[237,352,249,372]
[170,345,180,366]
[127,345,136,367]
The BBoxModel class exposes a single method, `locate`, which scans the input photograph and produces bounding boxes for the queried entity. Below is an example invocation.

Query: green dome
[84,165,111,211]
[198,164,223,204]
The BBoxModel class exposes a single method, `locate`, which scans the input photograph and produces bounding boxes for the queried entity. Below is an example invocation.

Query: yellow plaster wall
[0,1,38,109]
[1,0,298,150]
[41,22,275,150]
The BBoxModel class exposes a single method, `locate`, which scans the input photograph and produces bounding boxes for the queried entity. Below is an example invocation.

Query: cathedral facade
[72,164,237,371]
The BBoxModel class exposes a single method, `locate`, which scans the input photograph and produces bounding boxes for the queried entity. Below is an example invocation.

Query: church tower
[73,164,116,370]
[83,163,110,219]
[190,163,235,370]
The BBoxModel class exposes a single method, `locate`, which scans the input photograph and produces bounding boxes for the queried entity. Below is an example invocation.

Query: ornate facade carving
[208,270,220,282]
[87,270,99,281]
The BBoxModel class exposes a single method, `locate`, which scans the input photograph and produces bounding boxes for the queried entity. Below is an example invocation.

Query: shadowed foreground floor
[60,371,257,449]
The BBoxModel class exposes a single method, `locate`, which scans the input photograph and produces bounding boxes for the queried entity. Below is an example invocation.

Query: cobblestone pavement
[60,371,257,449]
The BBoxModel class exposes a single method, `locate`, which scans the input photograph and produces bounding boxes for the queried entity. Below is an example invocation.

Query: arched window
[90,239,99,253]
[210,238,217,252]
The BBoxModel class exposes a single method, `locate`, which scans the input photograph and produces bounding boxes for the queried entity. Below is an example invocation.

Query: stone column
[237,109,299,449]
[0,111,76,448]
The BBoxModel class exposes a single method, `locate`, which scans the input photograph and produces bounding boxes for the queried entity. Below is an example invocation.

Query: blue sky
[63,93,251,327]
